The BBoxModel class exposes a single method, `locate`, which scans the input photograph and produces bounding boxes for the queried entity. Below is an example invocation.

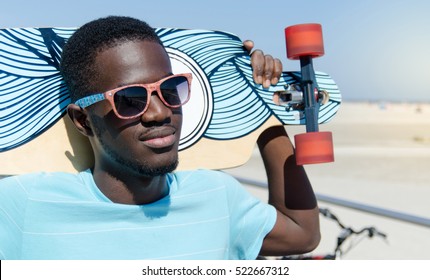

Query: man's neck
[91,168,169,205]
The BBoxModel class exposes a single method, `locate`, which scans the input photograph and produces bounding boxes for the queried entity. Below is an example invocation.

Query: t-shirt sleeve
[0,175,29,259]
[219,172,277,260]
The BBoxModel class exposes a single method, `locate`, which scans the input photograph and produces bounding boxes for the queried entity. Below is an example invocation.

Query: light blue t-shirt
[0,169,276,260]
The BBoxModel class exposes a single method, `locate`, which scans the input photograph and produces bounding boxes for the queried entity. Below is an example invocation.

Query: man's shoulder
[171,169,242,195]
[0,171,87,200]
[1,171,81,185]
[173,169,237,183]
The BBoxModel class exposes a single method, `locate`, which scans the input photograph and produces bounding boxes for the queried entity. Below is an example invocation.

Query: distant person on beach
[0,16,320,259]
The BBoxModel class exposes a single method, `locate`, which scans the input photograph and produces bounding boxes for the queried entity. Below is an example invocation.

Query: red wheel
[294,131,334,165]
[285,23,324,60]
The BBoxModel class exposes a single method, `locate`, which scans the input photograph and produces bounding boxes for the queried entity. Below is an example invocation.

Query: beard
[90,114,179,177]
[104,147,179,177]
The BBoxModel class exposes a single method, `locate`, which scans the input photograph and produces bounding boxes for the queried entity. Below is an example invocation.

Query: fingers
[250,49,265,85]
[272,58,283,85]
[262,54,274,88]
[250,49,283,88]
[243,40,254,53]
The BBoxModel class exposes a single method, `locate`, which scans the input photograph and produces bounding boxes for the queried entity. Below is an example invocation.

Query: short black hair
[60,16,163,103]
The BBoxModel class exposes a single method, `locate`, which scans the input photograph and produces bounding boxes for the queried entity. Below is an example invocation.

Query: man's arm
[245,41,320,255]
[257,126,320,256]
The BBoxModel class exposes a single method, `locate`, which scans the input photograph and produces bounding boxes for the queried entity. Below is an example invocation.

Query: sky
[1,0,429,102]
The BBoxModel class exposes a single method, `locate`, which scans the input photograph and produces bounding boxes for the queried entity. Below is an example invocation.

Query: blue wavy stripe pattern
[157,29,340,139]
[0,28,73,151]
[0,27,341,151]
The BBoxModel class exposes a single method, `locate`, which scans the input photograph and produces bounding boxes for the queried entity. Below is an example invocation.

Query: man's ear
[67,104,93,137]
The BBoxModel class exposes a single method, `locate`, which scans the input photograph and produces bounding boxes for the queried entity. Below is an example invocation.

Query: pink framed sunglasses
[74,73,192,119]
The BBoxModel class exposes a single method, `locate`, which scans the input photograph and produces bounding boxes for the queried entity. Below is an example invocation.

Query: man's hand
[243,40,283,89]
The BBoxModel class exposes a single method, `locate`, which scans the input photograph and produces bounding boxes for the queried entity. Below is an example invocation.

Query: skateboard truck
[273,84,329,112]
[284,23,334,165]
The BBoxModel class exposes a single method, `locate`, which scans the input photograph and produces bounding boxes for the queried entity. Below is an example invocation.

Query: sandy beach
[225,101,430,260]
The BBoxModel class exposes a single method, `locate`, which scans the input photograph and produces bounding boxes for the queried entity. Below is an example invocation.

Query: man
[0,16,319,259]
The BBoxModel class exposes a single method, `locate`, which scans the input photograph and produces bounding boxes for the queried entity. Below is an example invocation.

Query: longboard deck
[0,27,341,175]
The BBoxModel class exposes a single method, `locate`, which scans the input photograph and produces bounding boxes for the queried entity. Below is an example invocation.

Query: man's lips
[139,127,177,149]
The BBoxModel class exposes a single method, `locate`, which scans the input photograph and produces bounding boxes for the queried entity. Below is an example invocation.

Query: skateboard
[0,25,341,175]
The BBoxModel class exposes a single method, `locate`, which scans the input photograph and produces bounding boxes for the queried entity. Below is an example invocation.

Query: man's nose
[140,92,172,123]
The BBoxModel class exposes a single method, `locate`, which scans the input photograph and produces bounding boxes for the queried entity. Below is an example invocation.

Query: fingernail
[257,76,263,84]
[264,79,271,88]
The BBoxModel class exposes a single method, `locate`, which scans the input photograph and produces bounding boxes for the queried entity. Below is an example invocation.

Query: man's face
[87,40,182,177]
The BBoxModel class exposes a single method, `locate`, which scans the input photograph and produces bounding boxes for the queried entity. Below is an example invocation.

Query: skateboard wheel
[294,131,334,165]
[285,23,324,60]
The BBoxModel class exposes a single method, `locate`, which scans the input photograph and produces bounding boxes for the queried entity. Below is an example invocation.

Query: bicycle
[259,207,388,260]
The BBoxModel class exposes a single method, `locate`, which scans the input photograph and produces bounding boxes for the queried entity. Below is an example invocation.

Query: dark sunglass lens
[114,86,148,117]
[160,76,189,106]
